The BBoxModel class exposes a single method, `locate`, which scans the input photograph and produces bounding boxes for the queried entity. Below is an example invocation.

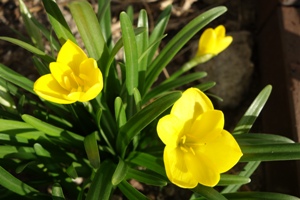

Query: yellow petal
[171,88,213,125]
[66,91,82,101]
[157,115,184,147]
[164,146,198,188]
[214,36,233,55]
[49,62,75,90]
[198,129,243,173]
[188,110,224,143]
[57,40,88,74]
[214,25,225,39]
[185,151,220,187]
[33,74,75,104]
[79,58,103,86]
[198,28,216,56]
[79,83,103,102]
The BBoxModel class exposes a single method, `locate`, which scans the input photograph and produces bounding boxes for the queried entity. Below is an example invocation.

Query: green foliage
[0,0,299,199]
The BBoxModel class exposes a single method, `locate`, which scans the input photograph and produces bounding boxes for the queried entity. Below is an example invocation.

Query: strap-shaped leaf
[233,85,272,134]
[120,12,139,96]
[114,97,127,128]
[52,183,65,200]
[240,143,300,162]
[192,184,227,200]
[126,151,165,176]
[222,161,260,193]
[0,37,54,63]
[234,133,294,145]
[118,180,148,200]
[84,132,100,169]
[21,114,84,148]
[97,0,113,49]
[147,5,172,64]
[112,158,129,186]
[144,6,227,94]
[0,63,34,94]
[42,0,76,44]
[19,0,43,50]
[0,166,41,198]
[218,174,251,186]
[126,168,167,186]
[137,9,149,91]
[143,72,207,103]
[105,27,145,78]
[116,91,181,157]
[85,160,115,200]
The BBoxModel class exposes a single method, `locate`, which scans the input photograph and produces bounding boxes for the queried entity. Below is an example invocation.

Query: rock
[195,31,254,108]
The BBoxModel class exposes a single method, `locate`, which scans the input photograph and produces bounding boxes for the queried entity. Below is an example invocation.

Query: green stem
[165,54,214,83]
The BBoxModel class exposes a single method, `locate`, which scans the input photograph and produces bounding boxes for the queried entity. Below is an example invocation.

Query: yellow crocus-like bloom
[196,25,232,57]
[157,88,242,188]
[34,40,103,104]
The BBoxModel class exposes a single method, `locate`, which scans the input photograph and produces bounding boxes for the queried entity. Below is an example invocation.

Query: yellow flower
[157,88,242,188]
[34,40,103,104]
[196,25,232,57]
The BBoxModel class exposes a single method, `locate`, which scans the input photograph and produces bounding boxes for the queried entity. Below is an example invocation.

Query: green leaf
[69,1,109,67]
[223,192,300,200]
[126,168,167,186]
[196,81,216,92]
[191,184,227,200]
[42,0,76,44]
[116,91,181,157]
[0,146,18,159]
[97,0,112,49]
[34,143,61,171]
[21,114,84,148]
[114,97,127,128]
[147,5,172,64]
[218,174,251,186]
[0,166,41,198]
[222,161,260,193]
[15,161,37,174]
[137,9,149,91]
[240,143,300,162]
[144,6,227,93]
[235,133,295,145]
[233,85,272,134]
[0,37,54,63]
[133,88,142,112]
[120,11,139,96]
[143,72,207,103]
[126,151,166,176]
[32,56,50,75]
[0,119,45,140]
[0,63,34,94]
[105,27,145,78]
[85,160,115,200]
[66,162,79,179]
[118,180,148,200]
[19,0,43,50]
[112,158,129,186]
[84,132,101,169]
[52,183,65,200]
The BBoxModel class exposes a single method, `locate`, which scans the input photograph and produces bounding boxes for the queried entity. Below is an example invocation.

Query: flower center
[62,72,86,92]
[179,135,196,155]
